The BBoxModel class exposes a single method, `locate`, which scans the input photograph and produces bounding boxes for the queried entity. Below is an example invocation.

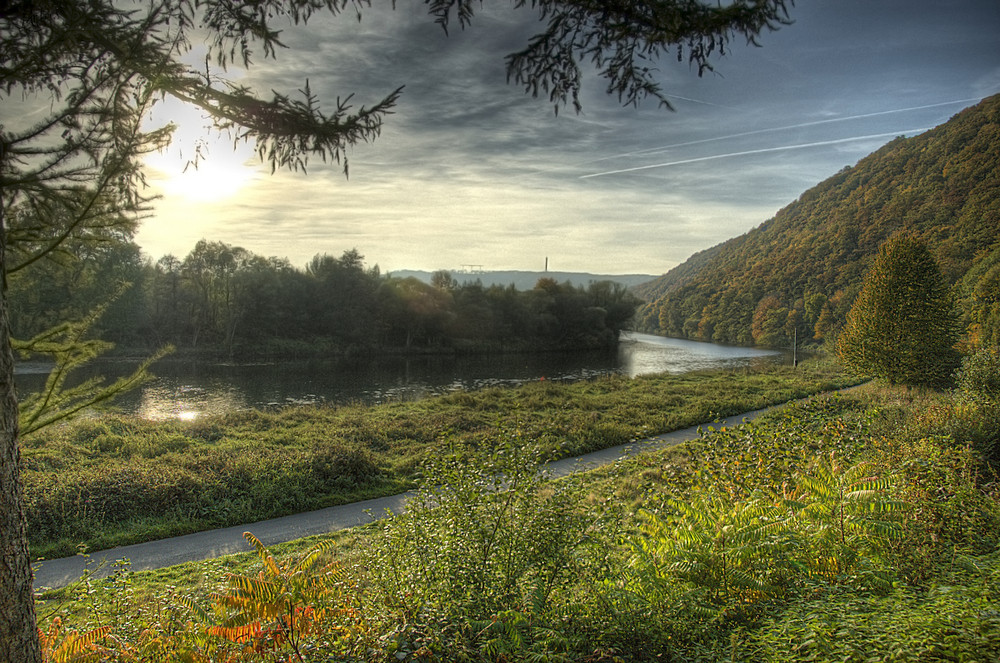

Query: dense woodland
[635,94,1000,350]
[7,241,640,358]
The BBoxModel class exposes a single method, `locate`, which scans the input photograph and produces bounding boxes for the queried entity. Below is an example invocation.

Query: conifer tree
[837,235,959,387]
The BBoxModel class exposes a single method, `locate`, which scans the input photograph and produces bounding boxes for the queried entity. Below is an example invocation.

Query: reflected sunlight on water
[135,383,249,421]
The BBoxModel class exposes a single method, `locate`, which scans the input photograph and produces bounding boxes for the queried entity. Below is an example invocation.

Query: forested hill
[630,243,725,303]
[635,94,1000,349]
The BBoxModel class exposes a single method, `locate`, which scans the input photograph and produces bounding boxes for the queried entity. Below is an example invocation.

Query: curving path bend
[32,405,779,591]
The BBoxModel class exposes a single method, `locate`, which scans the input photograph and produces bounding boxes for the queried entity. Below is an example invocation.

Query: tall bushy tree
[837,235,959,387]
[1,1,794,658]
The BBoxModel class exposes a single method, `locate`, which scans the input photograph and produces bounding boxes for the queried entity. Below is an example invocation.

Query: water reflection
[15,333,786,421]
[136,384,247,421]
[617,332,780,377]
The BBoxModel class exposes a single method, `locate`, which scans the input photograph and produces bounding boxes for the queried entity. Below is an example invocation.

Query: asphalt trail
[32,405,777,590]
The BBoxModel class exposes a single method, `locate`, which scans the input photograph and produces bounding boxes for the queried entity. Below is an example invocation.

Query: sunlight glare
[144,96,259,202]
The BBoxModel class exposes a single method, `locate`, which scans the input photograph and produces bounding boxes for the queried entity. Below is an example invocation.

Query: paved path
[32,405,775,590]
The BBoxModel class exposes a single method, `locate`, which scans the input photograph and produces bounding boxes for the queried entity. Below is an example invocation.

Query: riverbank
[31,399,789,590]
[35,372,1000,661]
[23,358,854,560]
[102,333,628,362]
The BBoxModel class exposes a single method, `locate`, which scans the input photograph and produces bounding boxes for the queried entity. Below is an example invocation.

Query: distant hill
[636,94,1000,348]
[389,269,658,291]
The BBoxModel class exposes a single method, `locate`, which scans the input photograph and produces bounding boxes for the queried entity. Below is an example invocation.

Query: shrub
[310,442,381,489]
[837,235,960,387]
[363,430,589,657]
[174,532,361,660]
[956,346,1000,406]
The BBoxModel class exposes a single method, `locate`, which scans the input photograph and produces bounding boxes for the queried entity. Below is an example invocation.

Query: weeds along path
[32,392,839,591]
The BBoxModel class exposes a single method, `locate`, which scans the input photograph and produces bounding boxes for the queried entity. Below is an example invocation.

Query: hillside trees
[957,246,1000,349]
[837,235,960,387]
[639,95,1000,348]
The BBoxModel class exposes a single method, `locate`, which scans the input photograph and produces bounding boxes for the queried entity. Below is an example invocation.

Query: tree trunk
[0,138,43,661]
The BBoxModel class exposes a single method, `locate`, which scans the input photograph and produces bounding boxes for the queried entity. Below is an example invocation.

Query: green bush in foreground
[956,346,1000,406]
[362,431,594,660]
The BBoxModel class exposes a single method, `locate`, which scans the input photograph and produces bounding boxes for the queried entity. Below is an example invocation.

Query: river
[14,332,783,421]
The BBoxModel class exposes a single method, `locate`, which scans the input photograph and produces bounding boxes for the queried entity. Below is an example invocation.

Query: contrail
[584,97,981,166]
[665,94,735,109]
[580,129,932,179]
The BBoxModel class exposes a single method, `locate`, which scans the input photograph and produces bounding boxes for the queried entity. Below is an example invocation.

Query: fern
[629,455,909,614]
[786,454,907,584]
[634,490,794,609]
[179,531,356,661]
[38,617,110,663]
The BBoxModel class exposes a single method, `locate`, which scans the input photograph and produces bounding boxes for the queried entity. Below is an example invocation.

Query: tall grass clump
[360,430,598,660]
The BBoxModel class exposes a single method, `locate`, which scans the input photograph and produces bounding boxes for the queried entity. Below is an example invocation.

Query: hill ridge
[636,94,1000,349]
[389,269,658,291]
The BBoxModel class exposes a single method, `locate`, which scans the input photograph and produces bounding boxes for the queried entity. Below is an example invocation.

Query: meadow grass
[22,357,856,559]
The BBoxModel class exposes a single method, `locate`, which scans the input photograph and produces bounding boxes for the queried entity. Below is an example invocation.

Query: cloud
[579,129,933,179]
[582,98,981,168]
[126,1,1000,275]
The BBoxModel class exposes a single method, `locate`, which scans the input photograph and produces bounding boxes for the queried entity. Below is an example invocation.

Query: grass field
[23,357,855,559]
[29,358,1000,663]
[29,357,1000,661]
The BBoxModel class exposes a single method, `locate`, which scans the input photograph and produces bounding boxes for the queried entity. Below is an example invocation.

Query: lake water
[15,332,783,421]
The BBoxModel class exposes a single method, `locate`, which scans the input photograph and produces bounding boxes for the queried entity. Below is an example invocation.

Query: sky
[135,0,1000,276]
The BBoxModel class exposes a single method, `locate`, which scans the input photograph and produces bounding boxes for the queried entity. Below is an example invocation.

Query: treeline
[9,240,640,357]
[635,94,1000,350]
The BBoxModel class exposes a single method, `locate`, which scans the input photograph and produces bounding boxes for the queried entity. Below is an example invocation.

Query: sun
[148,149,257,202]
[143,97,259,203]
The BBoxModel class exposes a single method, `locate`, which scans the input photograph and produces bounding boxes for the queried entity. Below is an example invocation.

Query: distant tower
[545,257,548,273]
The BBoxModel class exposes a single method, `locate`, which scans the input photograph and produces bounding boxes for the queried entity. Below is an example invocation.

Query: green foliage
[639,95,1000,348]
[31,380,1000,662]
[634,491,792,610]
[629,456,904,622]
[956,346,1000,406]
[837,235,960,387]
[785,456,904,588]
[365,432,587,631]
